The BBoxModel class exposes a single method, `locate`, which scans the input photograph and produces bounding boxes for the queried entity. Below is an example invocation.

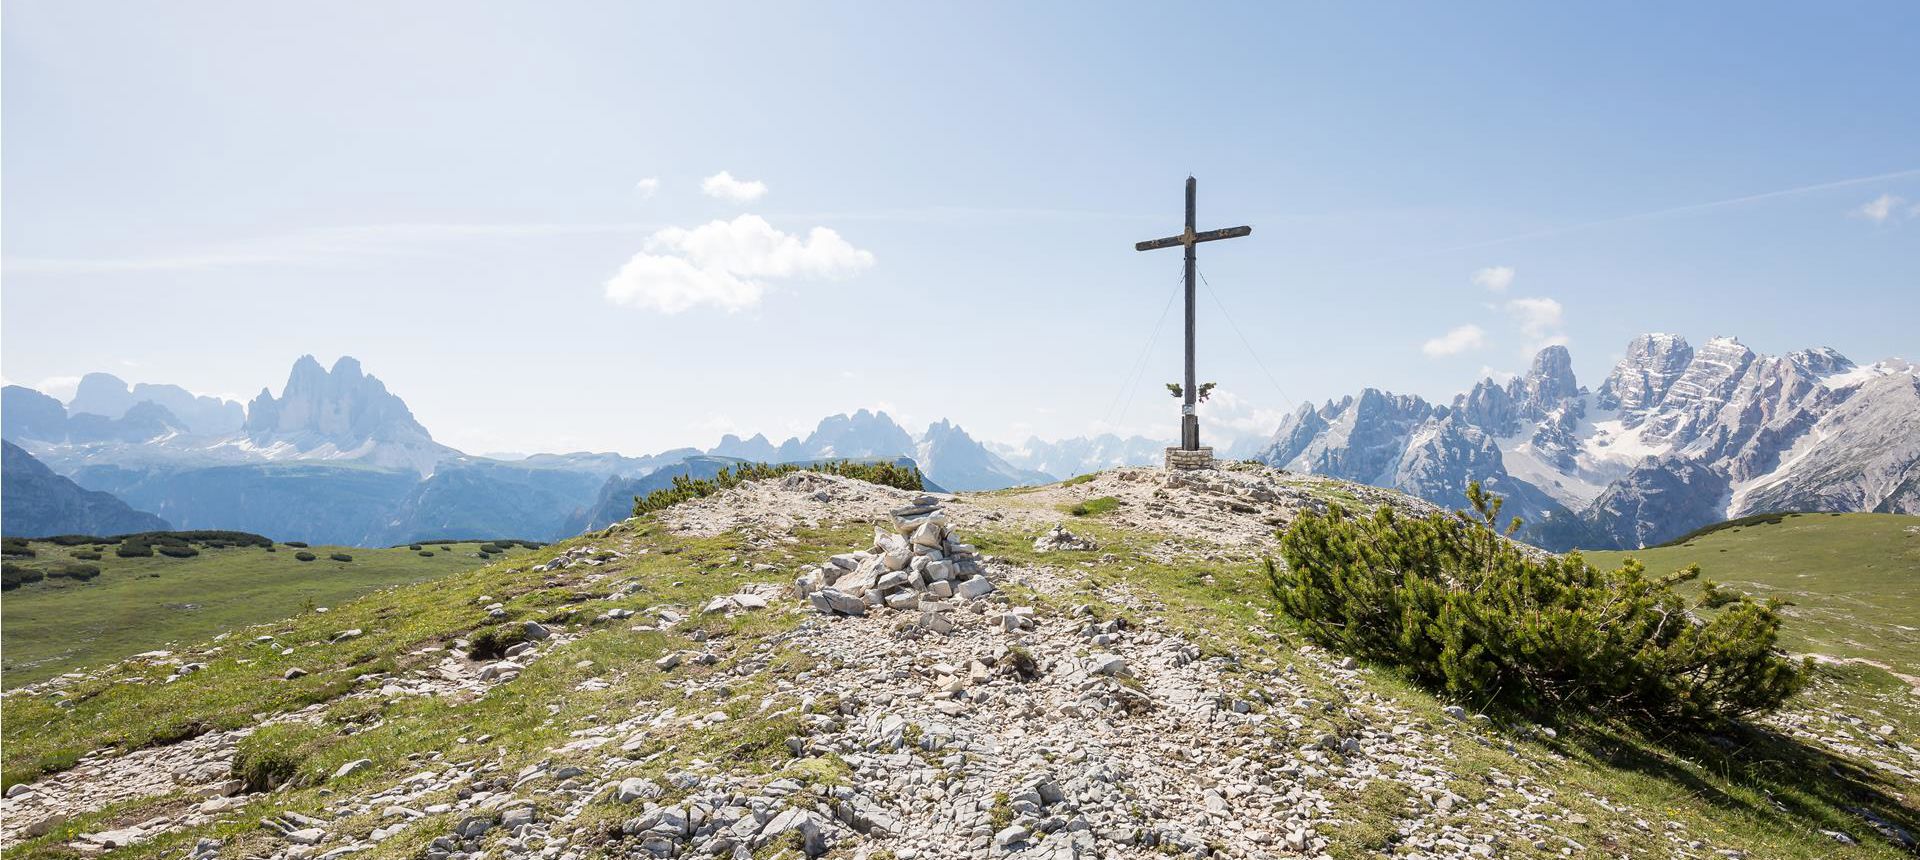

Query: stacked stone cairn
[795,495,994,619]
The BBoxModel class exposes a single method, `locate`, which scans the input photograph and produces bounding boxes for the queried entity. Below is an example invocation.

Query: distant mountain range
[7,336,1909,548]
[1250,334,1920,549]
[2,357,1063,543]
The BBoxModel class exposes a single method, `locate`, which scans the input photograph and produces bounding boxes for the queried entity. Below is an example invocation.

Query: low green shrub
[71,550,102,561]
[1271,483,1808,725]
[43,562,101,581]
[109,530,270,548]
[2,563,46,590]
[477,543,505,554]
[45,534,103,546]
[116,541,154,558]
[408,544,422,551]
[156,545,200,558]
[1069,496,1121,517]
[418,551,435,558]
[231,723,332,792]
[3,538,37,558]
[466,624,527,660]
[633,460,925,517]
[294,551,318,562]
[284,541,309,548]
[329,553,353,563]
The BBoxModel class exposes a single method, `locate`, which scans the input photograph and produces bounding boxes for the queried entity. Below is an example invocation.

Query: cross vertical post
[1135,176,1252,469]
[1182,177,1198,450]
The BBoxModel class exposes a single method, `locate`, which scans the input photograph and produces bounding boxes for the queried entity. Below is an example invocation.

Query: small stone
[616,778,663,803]
[956,578,995,600]
[500,806,536,828]
[284,667,309,680]
[333,759,373,780]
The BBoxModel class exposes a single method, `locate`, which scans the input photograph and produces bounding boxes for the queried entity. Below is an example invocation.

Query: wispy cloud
[1424,167,1920,255]
[1471,265,1515,292]
[1854,192,1908,224]
[701,171,768,203]
[602,214,874,313]
[634,177,660,199]
[1505,296,1568,353]
[3,221,659,275]
[1422,324,1487,357]
[35,375,83,400]
[1197,388,1286,441]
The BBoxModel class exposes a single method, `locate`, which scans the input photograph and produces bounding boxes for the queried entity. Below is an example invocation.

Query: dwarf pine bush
[1271,483,1808,724]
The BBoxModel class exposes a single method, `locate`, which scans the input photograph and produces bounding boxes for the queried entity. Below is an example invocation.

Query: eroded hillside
[3,465,1915,859]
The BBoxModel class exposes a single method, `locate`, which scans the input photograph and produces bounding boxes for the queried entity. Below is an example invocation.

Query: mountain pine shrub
[1271,483,1808,725]
[2,563,46,590]
[632,461,926,517]
[467,623,527,660]
[329,553,353,562]
[294,551,318,562]
[115,541,153,558]
[231,723,331,792]
[43,562,102,581]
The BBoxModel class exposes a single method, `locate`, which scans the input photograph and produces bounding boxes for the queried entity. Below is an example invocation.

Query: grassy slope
[1583,512,1920,672]
[1,490,1915,859]
[3,541,536,688]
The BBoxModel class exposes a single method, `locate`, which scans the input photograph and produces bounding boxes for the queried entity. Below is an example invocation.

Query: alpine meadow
[3,4,1917,860]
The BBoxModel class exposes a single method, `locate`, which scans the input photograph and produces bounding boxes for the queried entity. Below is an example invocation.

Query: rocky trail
[3,465,1915,859]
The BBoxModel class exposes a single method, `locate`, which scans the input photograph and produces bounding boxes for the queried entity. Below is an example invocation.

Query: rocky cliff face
[242,356,454,474]
[1254,333,1919,549]
[1595,333,1693,416]
[913,420,1053,492]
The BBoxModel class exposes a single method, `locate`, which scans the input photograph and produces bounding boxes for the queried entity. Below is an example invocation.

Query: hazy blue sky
[5,2,1916,455]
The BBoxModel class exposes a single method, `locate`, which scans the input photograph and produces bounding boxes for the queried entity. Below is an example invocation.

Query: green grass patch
[1065,496,1121,517]
[1,539,538,688]
[1584,512,1920,670]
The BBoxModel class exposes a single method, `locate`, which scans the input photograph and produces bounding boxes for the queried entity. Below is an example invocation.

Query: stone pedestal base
[1165,446,1215,471]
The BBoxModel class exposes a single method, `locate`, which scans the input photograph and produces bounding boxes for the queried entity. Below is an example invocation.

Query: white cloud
[1855,193,1907,223]
[634,177,659,199]
[1198,389,1287,441]
[1503,296,1569,354]
[701,171,768,203]
[1477,365,1517,383]
[1471,265,1515,292]
[603,214,875,313]
[1504,297,1563,339]
[1421,324,1487,357]
[36,375,83,400]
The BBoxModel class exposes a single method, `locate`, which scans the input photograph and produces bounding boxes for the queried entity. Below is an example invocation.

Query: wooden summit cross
[1135,176,1251,470]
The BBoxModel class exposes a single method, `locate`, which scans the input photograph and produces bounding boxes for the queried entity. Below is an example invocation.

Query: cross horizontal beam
[1133,225,1253,252]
